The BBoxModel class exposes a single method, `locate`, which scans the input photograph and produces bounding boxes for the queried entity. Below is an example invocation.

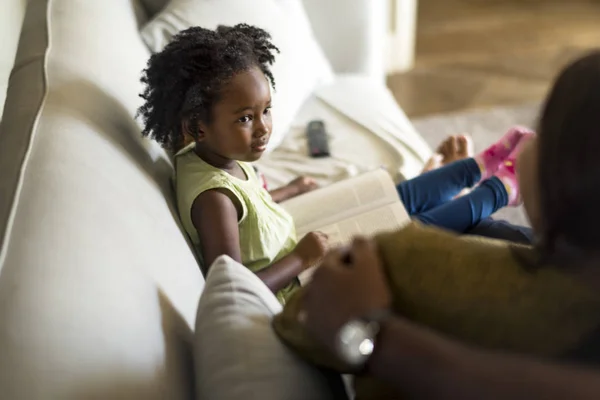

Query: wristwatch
[334,309,392,368]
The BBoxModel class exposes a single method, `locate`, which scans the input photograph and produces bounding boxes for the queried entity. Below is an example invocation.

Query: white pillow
[140,0,334,153]
[194,255,346,400]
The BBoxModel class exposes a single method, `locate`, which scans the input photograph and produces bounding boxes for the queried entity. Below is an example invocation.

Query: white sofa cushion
[138,0,169,16]
[0,1,203,398]
[0,0,27,121]
[195,255,347,400]
[140,0,334,152]
[256,76,433,189]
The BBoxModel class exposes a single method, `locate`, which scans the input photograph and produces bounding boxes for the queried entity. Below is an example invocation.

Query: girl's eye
[263,106,272,115]
[239,115,252,123]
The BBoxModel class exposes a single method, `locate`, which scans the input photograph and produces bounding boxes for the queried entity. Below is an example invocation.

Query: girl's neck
[194,142,237,172]
[193,142,247,180]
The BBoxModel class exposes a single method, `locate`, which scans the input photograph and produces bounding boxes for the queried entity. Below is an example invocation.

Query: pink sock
[494,132,535,206]
[494,159,520,206]
[475,126,535,180]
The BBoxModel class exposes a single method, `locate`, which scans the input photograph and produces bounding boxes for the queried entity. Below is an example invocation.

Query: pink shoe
[494,159,521,206]
[475,126,535,180]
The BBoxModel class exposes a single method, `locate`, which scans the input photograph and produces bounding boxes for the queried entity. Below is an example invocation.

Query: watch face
[336,320,376,367]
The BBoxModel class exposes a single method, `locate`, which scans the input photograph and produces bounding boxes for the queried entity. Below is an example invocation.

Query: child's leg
[476,126,534,179]
[398,126,533,216]
[414,154,522,233]
[467,218,533,245]
[397,158,482,215]
[414,176,509,233]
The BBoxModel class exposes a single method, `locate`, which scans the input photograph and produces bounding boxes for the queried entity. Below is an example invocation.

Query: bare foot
[421,135,473,173]
[436,134,473,165]
[420,153,443,174]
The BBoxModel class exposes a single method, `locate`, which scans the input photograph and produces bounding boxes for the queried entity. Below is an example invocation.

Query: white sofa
[0,0,431,398]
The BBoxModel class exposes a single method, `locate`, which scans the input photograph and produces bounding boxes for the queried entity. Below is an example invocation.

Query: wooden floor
[388,0,600,117]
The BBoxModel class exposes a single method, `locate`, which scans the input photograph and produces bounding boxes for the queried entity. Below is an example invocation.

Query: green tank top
[175,147,299,303]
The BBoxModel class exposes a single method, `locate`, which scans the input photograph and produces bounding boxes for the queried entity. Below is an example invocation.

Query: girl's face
[517,136,542,232]
[194,66,272,162]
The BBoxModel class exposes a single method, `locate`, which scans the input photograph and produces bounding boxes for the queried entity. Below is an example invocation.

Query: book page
[281,168,399,233]
[295,202,410,246]
[297,202,411,284]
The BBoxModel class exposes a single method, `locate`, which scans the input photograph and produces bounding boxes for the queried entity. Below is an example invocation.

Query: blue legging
[396,158,509,233]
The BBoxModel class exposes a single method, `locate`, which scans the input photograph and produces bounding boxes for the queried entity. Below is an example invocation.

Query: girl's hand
[269,176,319,203]
[293,231,329,269]
[288,176,319,197]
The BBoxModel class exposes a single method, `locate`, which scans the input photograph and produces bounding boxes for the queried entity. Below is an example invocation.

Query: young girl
[137,24,526,303]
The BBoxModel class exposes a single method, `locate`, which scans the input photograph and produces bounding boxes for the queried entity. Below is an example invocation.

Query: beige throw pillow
[194,255,348,400]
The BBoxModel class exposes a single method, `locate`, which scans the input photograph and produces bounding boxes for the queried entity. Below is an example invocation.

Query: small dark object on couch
[307,120,331,158]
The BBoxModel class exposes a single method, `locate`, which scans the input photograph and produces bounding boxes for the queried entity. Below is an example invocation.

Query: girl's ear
[182,116,204,143]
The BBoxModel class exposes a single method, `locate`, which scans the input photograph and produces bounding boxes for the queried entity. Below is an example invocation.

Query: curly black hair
[137,24,279,152]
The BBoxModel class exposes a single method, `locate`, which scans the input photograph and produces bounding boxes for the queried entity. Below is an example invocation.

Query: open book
[280,168,411,283]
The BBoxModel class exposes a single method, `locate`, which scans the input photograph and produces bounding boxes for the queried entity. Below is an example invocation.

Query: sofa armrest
[302,0,388,81]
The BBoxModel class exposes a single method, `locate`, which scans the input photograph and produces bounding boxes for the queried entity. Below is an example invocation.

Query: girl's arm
[269,185,300,203]
[269,176,319,203]
[191,189,324,293]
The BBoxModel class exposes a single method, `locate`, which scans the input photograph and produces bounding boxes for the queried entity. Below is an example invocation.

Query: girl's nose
[254,118,270,138]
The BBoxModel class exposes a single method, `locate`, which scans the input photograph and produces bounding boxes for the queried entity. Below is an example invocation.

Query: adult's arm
[369,316,600,400]
[302,237,600,399]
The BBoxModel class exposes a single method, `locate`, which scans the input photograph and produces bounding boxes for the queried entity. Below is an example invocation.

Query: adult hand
[301,237,393,352]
